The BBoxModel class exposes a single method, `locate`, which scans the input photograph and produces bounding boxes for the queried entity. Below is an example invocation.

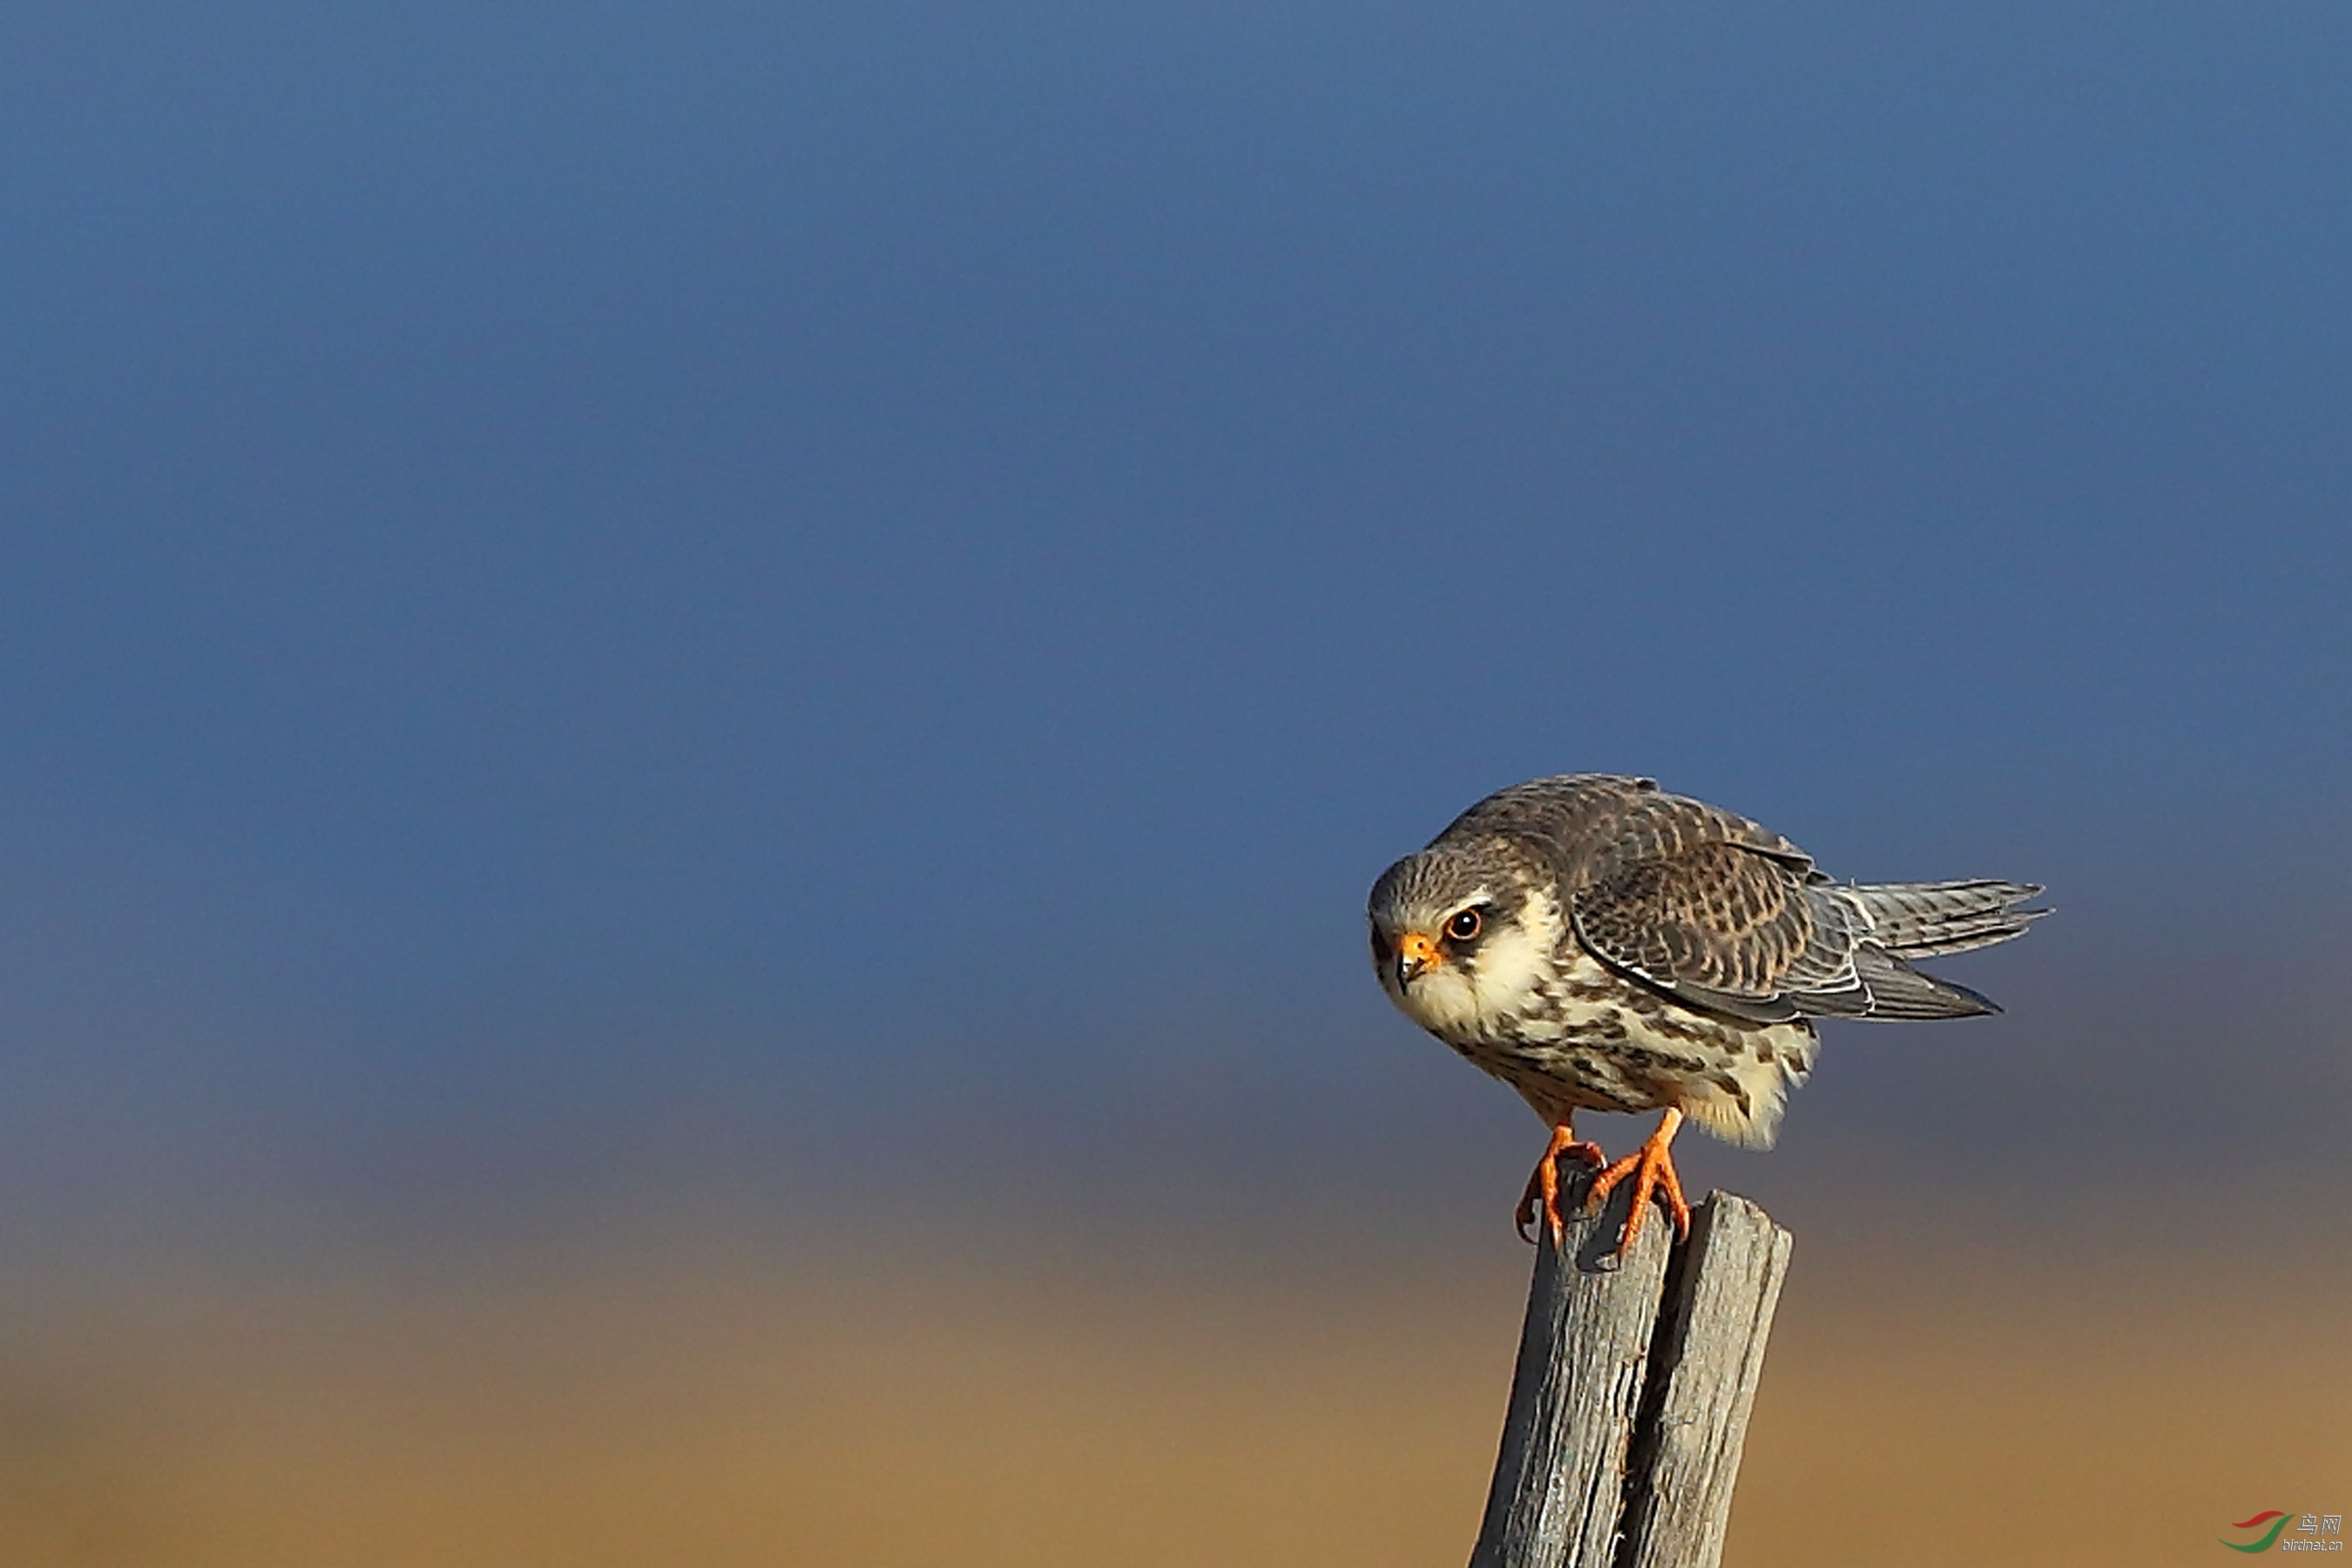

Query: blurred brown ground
[0,1206,2342,1568]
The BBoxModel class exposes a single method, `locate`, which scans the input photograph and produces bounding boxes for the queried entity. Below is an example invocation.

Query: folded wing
[1570,843,2046,1024]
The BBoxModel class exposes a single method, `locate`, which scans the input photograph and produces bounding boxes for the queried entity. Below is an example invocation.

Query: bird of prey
[1368,774,2044,1254]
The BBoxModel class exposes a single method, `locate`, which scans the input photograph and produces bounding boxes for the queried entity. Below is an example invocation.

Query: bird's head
[1367,838,1558,1037]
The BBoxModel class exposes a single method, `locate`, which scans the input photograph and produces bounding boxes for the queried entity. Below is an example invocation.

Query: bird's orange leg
[1516,1119,1608,1246]
[1583,1108,1692,1257]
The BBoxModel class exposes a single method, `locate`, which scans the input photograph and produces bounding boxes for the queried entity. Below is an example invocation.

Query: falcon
[1368,774,2044,1254]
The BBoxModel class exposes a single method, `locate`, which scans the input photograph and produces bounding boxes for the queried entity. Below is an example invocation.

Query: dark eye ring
[1445,908,1483,942]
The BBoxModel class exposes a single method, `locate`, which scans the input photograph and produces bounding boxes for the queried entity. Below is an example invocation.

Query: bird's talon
[1583,1109,1688,1260]
[1517,1125,1605,1248]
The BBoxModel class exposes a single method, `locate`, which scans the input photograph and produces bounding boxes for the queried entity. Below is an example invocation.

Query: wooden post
[1469,1175,1792,1568]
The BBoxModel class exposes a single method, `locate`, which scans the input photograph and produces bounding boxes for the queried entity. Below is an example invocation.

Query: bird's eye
[1445,908,1484,942]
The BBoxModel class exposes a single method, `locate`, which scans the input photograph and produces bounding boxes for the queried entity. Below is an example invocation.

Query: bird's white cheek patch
[1394,922,1553,1038]
[1399,967,1484,1036]
[1462,923,1552,1021]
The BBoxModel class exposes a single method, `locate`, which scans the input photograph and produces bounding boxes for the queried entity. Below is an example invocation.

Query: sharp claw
[1657,1153,1692,1240]
[1518,1123,1610,1249]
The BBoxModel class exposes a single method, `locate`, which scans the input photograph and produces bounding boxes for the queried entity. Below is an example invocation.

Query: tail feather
[1784,942,2004,1021]
[1848,948,2002,1018]
[1850,879,2048,958]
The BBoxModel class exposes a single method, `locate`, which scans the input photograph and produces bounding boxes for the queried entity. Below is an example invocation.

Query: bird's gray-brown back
[1428,774,1811,891]
[1421,774,2045,1025]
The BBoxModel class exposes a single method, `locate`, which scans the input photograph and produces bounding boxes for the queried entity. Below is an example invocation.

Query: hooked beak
[1395,930,1441,989]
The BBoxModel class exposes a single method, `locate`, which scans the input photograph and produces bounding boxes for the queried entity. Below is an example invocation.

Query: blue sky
[3,3,2348,1255]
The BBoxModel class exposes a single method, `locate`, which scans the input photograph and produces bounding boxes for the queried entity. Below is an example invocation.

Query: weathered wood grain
[1467,1179,1790,1568]
[1468,1175,1675,1568]
[1613,1193,1793,1568]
